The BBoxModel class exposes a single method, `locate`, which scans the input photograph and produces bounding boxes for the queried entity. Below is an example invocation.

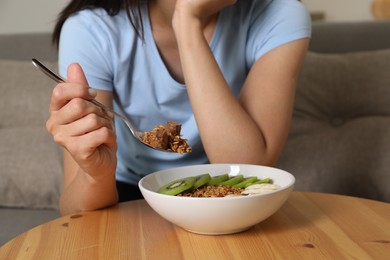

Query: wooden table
[1,192,389,259]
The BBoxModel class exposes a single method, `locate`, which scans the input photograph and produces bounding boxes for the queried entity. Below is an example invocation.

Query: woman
[48,0,311,215]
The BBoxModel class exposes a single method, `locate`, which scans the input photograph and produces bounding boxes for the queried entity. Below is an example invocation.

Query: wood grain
[1,192,389,259]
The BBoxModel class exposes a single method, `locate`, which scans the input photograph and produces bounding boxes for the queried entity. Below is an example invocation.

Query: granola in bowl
[178,185,245,198]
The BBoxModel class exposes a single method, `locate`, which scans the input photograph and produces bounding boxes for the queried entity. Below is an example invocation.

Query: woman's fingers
[57,112,114,139]
[175,0,236,19]
[66,126,116,157]
[50,63,96,112]
[67,63,88,85]
[48,97,107,127]
[50,83,97,112]
[47,62,106,136]
[48,100,114,140]
[50,111,116,159]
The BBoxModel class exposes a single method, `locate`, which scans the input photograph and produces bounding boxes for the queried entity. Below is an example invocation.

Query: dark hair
[52,0,143,47]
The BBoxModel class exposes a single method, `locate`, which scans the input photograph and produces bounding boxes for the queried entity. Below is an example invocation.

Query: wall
[0,0,68,34]
[0,0,378,35]
[302,0,374,22]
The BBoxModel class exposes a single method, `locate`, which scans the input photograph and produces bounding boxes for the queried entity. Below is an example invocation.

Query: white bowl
[138,164,295,235]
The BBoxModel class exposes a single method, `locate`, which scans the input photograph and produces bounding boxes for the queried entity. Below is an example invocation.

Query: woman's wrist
[172,8,203,41]
[60,167,117,215]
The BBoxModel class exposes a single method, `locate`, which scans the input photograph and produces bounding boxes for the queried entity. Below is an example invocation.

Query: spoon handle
[32,59,115,114]
[32,58,65,83]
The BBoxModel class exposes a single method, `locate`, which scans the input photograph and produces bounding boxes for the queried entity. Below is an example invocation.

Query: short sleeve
[246,0,312,68]
[58,9,114,91]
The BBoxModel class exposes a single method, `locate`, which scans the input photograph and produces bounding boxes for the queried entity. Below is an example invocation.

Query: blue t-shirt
[59,0,311,185]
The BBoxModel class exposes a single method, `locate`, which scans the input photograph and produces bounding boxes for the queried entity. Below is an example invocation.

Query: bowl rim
[138,163,295,200]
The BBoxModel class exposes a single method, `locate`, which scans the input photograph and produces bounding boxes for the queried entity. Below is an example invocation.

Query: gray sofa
[278,21,390,202]
[1,21,390,246]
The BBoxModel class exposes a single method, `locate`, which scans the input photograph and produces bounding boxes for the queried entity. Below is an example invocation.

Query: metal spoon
[31,58,174,153]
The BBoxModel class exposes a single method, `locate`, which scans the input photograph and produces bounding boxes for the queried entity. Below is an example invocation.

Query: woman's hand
[173,0,236,26]
[47,63,117,179]
[47,63,118,214]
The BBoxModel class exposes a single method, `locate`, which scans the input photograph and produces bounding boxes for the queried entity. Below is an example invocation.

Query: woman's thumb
[67,63,89,86]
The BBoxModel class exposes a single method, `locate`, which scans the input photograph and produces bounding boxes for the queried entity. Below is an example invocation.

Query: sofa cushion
[277,49,390,202]
[0,59,62,209]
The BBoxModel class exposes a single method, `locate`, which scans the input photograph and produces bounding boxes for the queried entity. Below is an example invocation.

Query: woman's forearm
[59,167,118,215]
[173,16,268,164]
